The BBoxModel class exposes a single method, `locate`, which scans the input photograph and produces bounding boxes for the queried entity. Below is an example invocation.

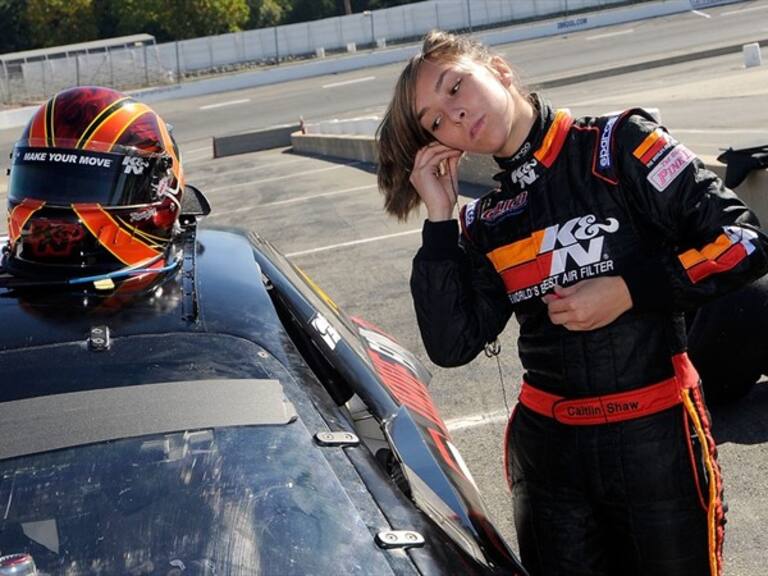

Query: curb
[213,123,300,158]
[532,38,768,89]
[290,133,768,226]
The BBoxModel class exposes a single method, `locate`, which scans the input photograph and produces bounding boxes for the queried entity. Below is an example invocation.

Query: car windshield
[0,334,398,575]
[0,424,391,575]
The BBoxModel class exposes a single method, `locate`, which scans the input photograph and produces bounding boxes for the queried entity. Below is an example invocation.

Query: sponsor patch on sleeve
[633,127,675,167]
[647,145,696,192]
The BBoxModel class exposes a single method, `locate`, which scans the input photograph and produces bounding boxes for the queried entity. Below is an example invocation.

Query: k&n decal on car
[485,214,620,304]
[310,313,341,350]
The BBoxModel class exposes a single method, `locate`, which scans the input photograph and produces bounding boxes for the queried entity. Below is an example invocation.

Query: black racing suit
[410,96,768,576]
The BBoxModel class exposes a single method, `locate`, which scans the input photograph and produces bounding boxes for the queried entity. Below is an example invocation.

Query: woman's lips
[470,115,485,140]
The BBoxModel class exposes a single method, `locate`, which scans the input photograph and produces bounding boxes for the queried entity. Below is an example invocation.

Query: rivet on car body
[375,530,425,550]
[88,325,110,351]
[314,431,360,447]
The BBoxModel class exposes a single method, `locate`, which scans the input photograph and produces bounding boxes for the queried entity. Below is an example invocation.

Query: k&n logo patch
[486,214,620,304]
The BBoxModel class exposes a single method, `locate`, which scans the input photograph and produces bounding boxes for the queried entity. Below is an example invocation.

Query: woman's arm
[616,114,768,311]
[411,219,513,367]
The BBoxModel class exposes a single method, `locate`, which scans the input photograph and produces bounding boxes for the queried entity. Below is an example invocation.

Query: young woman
[377,30,768,576]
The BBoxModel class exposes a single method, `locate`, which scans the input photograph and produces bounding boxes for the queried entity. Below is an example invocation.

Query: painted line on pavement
[721,4,768,16]
[286,228,420,258]
[445,409,510,432]
[185,146,211,155]
[586,28,634,40]
[323,76,376,89]
[199,98,251,110]
[691,10,711,18]
[205,161,362,193]
[208,184,376,218]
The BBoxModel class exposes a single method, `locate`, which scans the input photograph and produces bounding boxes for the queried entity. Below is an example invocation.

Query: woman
[377,30,768,576]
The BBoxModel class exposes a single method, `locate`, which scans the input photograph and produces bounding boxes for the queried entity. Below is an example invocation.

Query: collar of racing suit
[492,94,555,195]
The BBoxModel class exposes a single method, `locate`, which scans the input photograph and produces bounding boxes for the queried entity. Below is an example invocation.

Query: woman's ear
[488,55,514,88]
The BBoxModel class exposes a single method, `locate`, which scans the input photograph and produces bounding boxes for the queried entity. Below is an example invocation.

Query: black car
[0,186,528,576]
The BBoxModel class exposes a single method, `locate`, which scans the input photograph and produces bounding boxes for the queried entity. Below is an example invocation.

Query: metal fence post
[273,26,280,64]
[75,55,80,86]
[143,43,150,85]
[109,50,114,87]
[1,59,8,104]
[467,0,473,32]
[175,41,181,83]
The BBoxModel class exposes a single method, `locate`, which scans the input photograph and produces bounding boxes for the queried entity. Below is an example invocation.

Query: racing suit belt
[519,353,699,425]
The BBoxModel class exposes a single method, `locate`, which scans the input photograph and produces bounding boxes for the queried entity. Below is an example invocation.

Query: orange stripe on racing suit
[534,110,573,168]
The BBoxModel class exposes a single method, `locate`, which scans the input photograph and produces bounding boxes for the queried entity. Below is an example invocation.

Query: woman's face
[413,56,520,155]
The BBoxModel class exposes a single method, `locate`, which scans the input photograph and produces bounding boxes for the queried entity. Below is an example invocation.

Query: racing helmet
[5,86,184,278]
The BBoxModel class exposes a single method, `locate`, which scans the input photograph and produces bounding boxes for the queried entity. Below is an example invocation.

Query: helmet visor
[9,146,166,207]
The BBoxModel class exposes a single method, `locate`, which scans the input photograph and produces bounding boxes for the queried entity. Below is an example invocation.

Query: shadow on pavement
[711,380,768,445]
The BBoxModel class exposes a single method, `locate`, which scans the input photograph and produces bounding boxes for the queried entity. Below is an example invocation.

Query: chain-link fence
[0,0,712,105]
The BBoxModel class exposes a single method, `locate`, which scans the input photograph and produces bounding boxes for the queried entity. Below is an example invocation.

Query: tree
[247,0,288,29]
[285,0,337,24]
[25,0,99,48]
[0,0,31,54]
[160,0,250,40]
[101,0,168,41]
[105,0,250,42]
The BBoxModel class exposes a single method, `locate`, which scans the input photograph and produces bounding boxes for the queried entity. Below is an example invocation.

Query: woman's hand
[409,142,463,221]
[542,277,633,331]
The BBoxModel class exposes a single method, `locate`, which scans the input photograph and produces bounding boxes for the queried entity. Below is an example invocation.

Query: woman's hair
[376,30,495,220]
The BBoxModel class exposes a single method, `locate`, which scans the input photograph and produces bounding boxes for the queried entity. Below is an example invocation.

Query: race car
[0,182,528,576]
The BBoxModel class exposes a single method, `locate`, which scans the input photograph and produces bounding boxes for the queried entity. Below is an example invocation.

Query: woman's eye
[431,116,441,132]
[450,78,462,95]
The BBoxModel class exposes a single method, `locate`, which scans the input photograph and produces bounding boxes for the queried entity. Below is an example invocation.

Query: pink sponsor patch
[647,145,696,192]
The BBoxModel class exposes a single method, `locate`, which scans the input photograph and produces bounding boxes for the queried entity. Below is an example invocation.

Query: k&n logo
[509,159,539,188]
[489,214,621,303]
[541,215,619,274]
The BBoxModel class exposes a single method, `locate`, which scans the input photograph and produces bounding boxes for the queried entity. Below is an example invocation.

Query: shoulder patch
[633,127,676,168]
[598,115,620,171]
[592,113,624,183]
[647,145,696,192]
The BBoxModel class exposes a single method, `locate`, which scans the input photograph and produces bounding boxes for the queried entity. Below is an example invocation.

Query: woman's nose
[449,107,467,124]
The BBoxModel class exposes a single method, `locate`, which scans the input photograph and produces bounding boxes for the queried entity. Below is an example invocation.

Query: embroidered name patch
[481,191,529,223]
[647,145,695,192]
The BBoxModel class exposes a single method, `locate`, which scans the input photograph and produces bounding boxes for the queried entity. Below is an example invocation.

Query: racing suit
[410,96,768,576]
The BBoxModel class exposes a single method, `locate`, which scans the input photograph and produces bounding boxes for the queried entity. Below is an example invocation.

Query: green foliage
[285,0,339,24]
[0,0,31,54]
[247,0,289,28]
[25,0,99,48]
[106,0,168,41]
[1,0,430,53]
[161,0,251,40]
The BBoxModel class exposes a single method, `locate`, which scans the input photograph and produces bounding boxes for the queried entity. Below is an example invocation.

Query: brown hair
[376,31,495,220]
